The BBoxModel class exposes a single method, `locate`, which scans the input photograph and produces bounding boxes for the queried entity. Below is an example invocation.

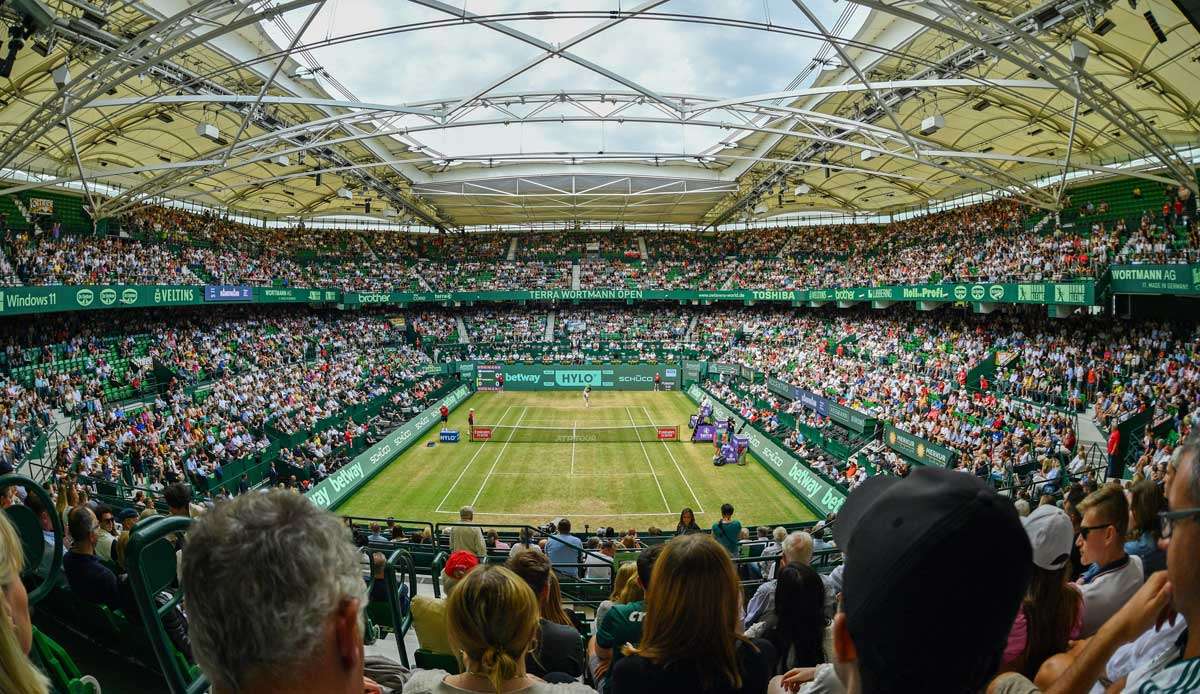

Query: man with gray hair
[448,505,486,557]
[181,489,374,694]
[744,530,815,631]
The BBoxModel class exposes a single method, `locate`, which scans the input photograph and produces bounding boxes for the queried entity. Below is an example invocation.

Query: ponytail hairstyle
[0,512,50,694]
[445,565,539,694]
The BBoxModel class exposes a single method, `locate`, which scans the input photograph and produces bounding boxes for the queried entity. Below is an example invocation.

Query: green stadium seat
[414,649,461,674]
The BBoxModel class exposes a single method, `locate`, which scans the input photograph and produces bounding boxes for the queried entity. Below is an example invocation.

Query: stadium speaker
[315,172,322,187]
[1170,0,1200,32]
[365,199,371,214]
[1144,10,1168,42]
[1092,18,1116,35]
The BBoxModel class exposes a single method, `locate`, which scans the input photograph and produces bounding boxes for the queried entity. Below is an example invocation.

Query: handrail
[0,473,64,605]
[383,548,417,668]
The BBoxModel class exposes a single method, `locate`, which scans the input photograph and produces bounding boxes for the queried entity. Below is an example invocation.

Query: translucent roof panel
[263,0,867,160]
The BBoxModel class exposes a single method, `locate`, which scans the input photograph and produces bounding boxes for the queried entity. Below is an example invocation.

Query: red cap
[443,550,479,579]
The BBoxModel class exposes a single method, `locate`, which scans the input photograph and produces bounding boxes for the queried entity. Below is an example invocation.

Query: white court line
[462,511,681,518]
[570,420,577,475]
[642,405,704,513]
[626,406,672,513]
[434,404,513,513]
[470,406,529,508]
[491,472,656,477]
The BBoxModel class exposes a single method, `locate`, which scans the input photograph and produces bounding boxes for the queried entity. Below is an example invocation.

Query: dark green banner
[476,363,679,391]
[253,287,340,303]
[0,284,339,316]
[1109,264,1200,296]
[341,281,1096,307]
[883,424,958,467]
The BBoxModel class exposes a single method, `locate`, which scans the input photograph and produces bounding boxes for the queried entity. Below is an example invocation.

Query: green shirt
[596,600,647,691]
[711,519,742,556]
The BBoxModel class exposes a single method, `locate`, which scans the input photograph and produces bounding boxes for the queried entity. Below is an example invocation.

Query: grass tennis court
[338,390,816,529]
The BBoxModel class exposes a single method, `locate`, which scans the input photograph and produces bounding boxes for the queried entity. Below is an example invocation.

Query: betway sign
[685,385,846,517]
[307,384,471,510]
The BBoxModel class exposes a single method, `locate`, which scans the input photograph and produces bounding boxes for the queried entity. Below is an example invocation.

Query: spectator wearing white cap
[1000,504,1083,679]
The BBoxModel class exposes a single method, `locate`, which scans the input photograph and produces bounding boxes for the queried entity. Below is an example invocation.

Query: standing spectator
[1107,428,1122,480]
[504,550,585,680]
[675,507,701,535]
[1076,485,1144,636]
[449,506,486,557]
[545,518,583,578]
[404,565,593,694]
[711,503,743,558]
[611,534,775,694]
[1000,504,1082,679]
[781,467,1031,694]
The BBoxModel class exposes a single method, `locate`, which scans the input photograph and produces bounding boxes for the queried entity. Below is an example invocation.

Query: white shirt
[1078,555,1144,637]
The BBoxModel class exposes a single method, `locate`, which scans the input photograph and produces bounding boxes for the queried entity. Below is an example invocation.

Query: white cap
[1022,504,1074,571]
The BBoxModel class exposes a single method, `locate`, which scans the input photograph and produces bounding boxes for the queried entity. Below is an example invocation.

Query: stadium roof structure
[0,0,1196,230]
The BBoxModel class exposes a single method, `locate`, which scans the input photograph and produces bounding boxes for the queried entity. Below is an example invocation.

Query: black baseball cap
[840,467,1032,693]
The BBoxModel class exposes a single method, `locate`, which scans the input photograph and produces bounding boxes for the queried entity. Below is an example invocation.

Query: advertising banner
[882,423,958,467]
[1109,264,1200,296]
[687,384,846,517]
[306,384,471,510]
[765,376,875,433]
[474,364,680,391]
[204,285,253,302]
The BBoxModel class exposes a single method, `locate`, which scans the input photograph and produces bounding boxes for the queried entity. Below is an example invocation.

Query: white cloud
[267,0,862,160]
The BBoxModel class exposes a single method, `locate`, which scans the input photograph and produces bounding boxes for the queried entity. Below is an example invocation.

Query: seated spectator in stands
[675,507,702,535]
[745,531,814,632]
[22,492,59,580]
[1034,430,1199,693]
[760,526,788,579]
[367,552,389,604]
[583,538,615,582]
[1076,484,1144,636]
[505,550,585,680]
[404,565,593,694]
[508,527,540,559]
[450,506,486,557]
[1000,504,1082,679]
[442,550,478,595]
[749,563,827,676]
[595,545,662,694]
[62,506,120,610]
[1124,479,1167,575]
[546,518,583,577]
[611,533,775,694]
[366,523,388,544]
[181,490,379,694]
[485,528,509,551]
[0,511,51,694]
[780,467,1031,694]
[93,505,117,563]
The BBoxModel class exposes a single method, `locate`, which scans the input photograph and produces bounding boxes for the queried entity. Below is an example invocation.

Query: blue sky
[265,1,865,160]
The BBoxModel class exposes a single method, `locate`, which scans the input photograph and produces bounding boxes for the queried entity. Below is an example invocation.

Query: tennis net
[470,424,679,443]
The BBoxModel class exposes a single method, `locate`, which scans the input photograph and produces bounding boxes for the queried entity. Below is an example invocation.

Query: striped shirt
[1127,630,1197,693]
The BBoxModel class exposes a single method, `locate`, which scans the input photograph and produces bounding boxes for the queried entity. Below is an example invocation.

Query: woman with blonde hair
[612,533,774,694]
[0,510,51,694]
[401,565,592,694]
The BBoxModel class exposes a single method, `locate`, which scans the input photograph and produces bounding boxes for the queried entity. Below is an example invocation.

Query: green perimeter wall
[306,383,472,510]
[686,383,847,518]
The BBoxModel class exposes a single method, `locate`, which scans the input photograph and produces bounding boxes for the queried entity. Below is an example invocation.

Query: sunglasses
[1078,523,1113,539]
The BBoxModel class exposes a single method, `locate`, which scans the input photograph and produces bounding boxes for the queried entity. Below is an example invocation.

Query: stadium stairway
[545,310,556,341]
[506,237,518,261]
[571,262,581,289]
[455,317,470,344]
[636,236,648,260]
[1078,406,1108,451]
